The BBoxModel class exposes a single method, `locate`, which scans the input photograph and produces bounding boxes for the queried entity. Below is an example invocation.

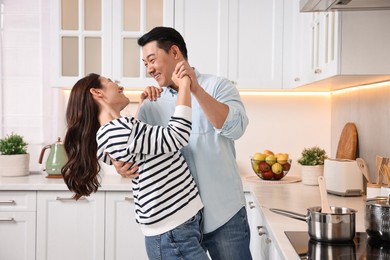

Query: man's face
[142,41,177,87]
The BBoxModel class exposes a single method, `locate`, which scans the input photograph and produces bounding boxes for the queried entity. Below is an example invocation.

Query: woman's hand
[172,62,191,89]
[140,86,162,102]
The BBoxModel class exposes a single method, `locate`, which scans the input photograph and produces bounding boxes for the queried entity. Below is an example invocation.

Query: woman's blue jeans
[145,210,209,260]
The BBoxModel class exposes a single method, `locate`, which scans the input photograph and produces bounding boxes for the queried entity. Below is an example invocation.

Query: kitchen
[1,0,390,259]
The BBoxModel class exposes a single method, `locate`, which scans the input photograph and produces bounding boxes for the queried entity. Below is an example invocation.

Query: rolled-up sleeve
[213,78,249,140]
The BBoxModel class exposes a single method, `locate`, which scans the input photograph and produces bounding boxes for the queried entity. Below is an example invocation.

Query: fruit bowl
[251,157,292,181]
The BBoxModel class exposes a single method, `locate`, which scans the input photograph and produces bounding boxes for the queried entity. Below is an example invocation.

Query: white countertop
[0,171,367,259]
[0,171,132,191]
[242,174,366,260]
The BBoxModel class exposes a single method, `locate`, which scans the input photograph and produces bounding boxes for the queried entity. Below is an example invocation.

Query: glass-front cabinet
[50,0,174,88]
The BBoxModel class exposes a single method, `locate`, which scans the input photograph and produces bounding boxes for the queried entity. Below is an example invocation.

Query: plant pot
[301,165,324,185]
[0,154,30,177]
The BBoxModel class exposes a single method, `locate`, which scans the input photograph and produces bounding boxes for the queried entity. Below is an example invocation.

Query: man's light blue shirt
[138,70,249,233]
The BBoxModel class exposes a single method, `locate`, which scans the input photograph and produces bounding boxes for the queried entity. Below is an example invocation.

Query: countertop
[0,171,367,259]
[0,171,132,191]
[242,174,366,260]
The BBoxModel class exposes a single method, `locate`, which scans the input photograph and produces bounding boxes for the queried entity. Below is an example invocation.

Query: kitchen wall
[331,82,390,183]
[0,0,388,183]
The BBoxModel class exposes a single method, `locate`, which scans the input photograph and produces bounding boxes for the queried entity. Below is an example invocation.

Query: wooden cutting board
[336,122,358,160]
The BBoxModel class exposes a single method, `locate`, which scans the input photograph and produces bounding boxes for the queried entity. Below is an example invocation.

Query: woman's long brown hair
[61,73,102,200]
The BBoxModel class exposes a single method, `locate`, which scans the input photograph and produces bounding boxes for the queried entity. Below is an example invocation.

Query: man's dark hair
[138,26,188,60]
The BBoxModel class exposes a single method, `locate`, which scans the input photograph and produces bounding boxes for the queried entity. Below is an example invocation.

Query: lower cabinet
[105,192,148,260]
[0,190,146,260]
[36,191,105,260]
[0,191,36,260]
[245,191,281,260]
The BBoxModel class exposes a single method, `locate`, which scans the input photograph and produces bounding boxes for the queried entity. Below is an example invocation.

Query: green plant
[0,133,28,155]
[297,146,328,166]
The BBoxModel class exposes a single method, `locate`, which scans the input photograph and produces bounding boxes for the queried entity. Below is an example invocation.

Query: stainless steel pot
[270,206,356,243]
[365,195,390,241]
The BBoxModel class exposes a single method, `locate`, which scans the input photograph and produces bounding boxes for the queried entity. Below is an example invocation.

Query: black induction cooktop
[285,231,390,259]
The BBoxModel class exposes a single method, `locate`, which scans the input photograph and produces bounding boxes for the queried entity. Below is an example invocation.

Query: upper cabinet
[284,0,390,90]
[51,0,390,90]
[50,0,174,88]
[175,0,284,89]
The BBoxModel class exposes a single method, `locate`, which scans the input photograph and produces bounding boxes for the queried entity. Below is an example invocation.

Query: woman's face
[99,77,129,111]
[142,41,177,88]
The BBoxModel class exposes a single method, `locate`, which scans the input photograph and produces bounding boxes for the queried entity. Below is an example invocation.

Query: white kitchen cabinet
[36,191,105,260]
[0,191,36,260]
[105,192,147,260]
[175,0,284,89]
[50,0,174,88]
[285,1,390,90]
[245,191,282,260]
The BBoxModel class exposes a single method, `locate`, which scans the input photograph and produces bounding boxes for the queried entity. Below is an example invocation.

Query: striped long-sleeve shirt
[96,106,203,236]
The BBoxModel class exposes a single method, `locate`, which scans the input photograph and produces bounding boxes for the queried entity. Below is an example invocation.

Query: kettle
[38,137,68,177]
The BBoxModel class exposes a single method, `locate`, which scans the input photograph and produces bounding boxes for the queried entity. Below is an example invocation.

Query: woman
[61,62,208,259]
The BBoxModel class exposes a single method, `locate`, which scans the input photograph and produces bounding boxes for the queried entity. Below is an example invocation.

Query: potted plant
[297,146,328,185]
[0,133,30,176]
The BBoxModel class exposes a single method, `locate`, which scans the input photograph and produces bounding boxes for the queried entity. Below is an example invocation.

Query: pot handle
[269,208,308,222]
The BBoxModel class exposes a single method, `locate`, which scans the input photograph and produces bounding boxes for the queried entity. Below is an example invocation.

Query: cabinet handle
[257,226,266,236]
[0,218,15,222]
[0,200,16,205]
[294,77,300,82]
[124,197,134,201]
[56,196,87,201]
[314,68,322,74]
[248,201,255,209]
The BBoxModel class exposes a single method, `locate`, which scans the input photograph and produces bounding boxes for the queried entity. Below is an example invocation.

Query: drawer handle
[124,197,134,201]
[314,68,322,74]
[0,200,16,205]
[0,218,15,222]
[56,197,87,201]
[248,201,255,209]
[257,226,266,236]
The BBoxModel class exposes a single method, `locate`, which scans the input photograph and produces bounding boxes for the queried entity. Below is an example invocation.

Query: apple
[271,163,283,174]
[277,153,289,165]
[258,161,271,172]
[265,155,276,166]
[253,152,266,162]
[260,170,274,180]
[264,149,274,156]
[282,162,291,171]
[273,172,284,180]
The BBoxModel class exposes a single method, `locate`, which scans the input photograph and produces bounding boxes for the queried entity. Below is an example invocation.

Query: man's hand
[109,155,139,178]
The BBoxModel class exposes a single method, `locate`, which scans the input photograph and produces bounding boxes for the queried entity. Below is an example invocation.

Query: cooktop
[285,231,390,259]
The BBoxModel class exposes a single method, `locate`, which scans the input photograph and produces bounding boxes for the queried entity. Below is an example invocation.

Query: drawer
[0,191,36,212]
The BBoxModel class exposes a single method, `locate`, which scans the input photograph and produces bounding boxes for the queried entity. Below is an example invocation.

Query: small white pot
[0,154,30,177]
[301,165,324,185]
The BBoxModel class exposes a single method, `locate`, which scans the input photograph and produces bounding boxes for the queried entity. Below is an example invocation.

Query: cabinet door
[105,192,148,260]
[244,191,263,260]
[36,191,105,260]
[50,0,174,88]
[282,0,312,88]
[0,212,36,260]
[174,0,223,76]
[175,0,284,89]
[228,0,284,89]
[0,191,36,260]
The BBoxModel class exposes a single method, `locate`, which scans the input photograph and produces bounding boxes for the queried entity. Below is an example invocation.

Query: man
[116,26,251,259]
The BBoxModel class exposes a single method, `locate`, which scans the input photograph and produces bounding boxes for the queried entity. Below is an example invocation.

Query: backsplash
[330,82,390,183]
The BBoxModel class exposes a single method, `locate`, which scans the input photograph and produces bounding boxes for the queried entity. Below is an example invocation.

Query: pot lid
[366,195,390,207]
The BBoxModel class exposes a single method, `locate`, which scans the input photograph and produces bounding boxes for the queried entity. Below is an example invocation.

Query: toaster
[323,158,363,196]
